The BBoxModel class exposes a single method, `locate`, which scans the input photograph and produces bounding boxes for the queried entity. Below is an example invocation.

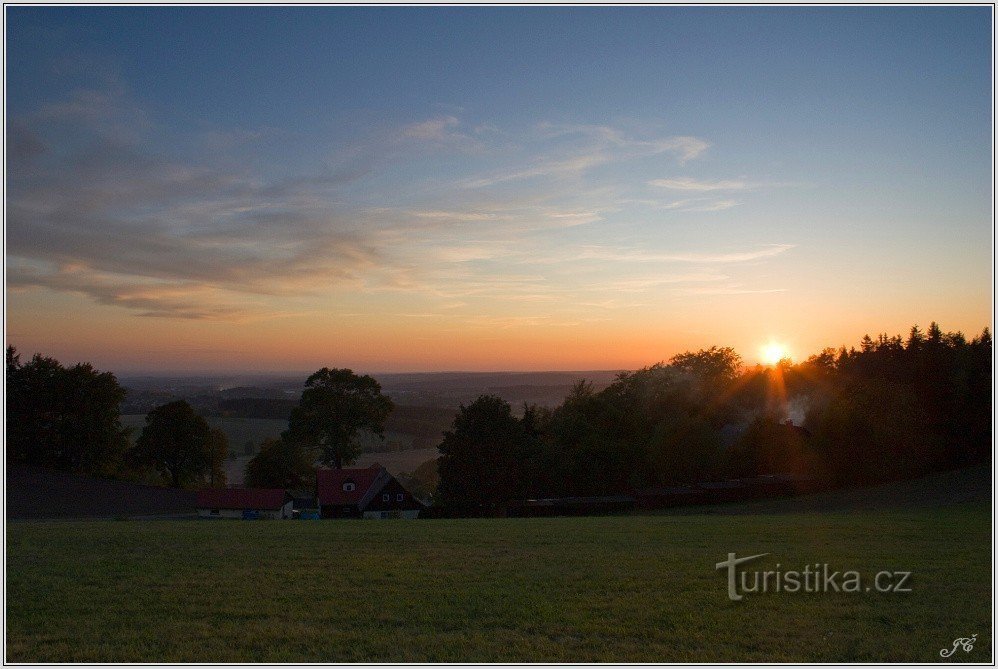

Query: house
[316,464,425,519]
[196,488,293,519]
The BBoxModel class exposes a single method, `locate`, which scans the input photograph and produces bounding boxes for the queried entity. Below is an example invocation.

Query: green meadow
[6,502,990,663]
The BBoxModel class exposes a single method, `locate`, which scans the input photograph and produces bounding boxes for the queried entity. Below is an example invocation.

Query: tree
[244,438,316,489]
[283,368,394,469]
[435,395,531,515]
[646,410,722,484]
[6,346,130,477]
[129,400,228,488]
[205,428,228,488]
[669,346,742,382]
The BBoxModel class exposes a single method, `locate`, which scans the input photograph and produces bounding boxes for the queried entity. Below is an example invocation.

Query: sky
[5,6,993,374]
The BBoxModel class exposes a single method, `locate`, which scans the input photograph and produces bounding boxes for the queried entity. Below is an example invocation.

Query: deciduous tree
[130,400,228,488]
[6,346,130,477]
[283,368,394,469]
[244,438,315,489]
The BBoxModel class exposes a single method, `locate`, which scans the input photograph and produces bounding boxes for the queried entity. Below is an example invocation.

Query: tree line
[6,349,394,490]
[7,347,229,487]
[433,324,992,516]
[6,321,990,506]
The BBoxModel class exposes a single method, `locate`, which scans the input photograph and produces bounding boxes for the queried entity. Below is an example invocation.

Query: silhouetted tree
[244,438,315,489]
[428,322,990,515]
[283,368,394,469]
[129,400,227,488]
[6,346,130,477]
[669,346,741,382]
[205,428,228,488]
[645,410,722,484]
[435,395,531,515]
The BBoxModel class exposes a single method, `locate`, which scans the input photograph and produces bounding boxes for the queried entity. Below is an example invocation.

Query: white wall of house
[198,501,292,519]
[198,508,244,519]
[271,501,293,519]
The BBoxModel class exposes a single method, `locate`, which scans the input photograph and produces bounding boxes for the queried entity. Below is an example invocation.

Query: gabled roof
[316,464,389,507]
[196,488,289,510]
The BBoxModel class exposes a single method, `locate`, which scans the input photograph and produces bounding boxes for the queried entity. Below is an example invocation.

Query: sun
[760,341,790,366]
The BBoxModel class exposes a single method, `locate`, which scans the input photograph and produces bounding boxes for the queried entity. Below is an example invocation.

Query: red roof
[196,488,288,510]
[316,464,385,505]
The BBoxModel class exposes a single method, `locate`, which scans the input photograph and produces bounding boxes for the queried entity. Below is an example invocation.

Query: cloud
[8,82,785,324]
[402,115,461,140]
[677,286,788,295]
[463,124,710,188]
[462,153,605,188]
[399,115,483,150]
[683,200,741,212]
[574,244,795,264]
[407,210,498,222]
[607,273,729,292]
[7,87,388,319]
[7,263,270,321]
[537,122,710,162]
[648,177,753,191]
[624,198,740,213]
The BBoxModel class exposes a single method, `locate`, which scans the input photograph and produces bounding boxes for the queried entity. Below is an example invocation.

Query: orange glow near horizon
[5,286,992,375]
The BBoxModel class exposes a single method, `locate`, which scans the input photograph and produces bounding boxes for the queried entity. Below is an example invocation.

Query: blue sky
[5,6,993,372]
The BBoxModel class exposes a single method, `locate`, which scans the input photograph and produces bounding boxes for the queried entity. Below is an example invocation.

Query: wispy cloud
[7,87,390,320]
[462,153,605,188]
[537,122,709,162]
[407,210,498,222]
[8,81,793,323]
[574,244,795,264]
[398,115,483,151]
[683,199,741,212]
[676,286,788,296]
[607,273,729,292]
[463,124,710,188]
[7,262,283,321]
[648,177,750,191]
[403,115,461,140]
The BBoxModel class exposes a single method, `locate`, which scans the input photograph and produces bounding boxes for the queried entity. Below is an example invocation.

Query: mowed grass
[7,503,991,662]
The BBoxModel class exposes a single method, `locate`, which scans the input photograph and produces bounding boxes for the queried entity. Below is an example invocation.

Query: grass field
[6,502,990,662]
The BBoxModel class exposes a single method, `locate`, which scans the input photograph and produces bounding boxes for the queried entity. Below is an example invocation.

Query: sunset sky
[6,7,993,374]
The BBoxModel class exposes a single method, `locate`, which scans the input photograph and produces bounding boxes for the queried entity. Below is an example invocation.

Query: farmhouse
[196,488,293,519]
[316,464,424,519]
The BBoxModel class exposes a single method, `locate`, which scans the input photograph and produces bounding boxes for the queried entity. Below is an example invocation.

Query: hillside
[659,465,991,516]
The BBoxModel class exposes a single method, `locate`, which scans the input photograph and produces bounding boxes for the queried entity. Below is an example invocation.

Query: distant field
[122,415,288,454]
[6,503,990,662]
[124,414,415,456]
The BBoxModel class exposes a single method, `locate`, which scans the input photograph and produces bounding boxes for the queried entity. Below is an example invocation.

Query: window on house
[343,481,355,492]
[396,493,404,502]
[382,493,390,502]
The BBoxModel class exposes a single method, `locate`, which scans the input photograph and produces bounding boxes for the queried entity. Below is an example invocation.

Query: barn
[316,464,424,519]
[196,488,293,519]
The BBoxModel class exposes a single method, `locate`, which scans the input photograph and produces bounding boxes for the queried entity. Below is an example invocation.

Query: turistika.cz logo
[715,552,913,602]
